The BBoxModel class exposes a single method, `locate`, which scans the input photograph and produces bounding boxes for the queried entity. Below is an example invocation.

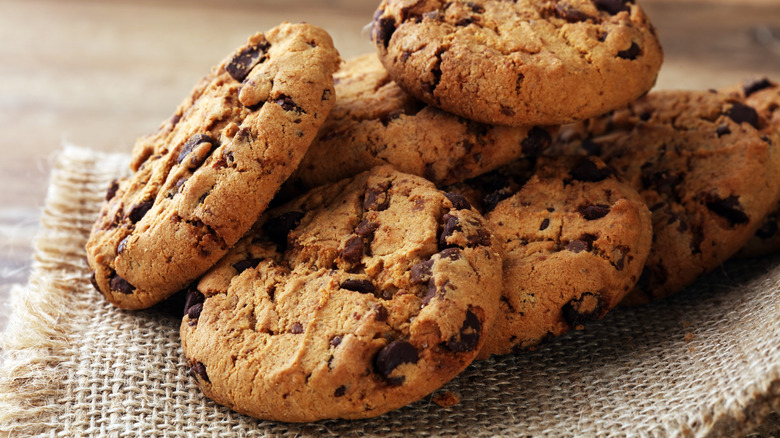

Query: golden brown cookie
[370,0,663,126]
[552,89,780,305]
[180,166,503,422]
[86,23,340,309]
[284,53,555,196]
[450,156,652,358]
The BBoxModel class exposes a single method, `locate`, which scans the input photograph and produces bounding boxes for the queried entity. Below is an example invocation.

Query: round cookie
[86,23,341,310]
[283,53,556,196]
[370,0,663,126]
[721,78,780,258]
[450,156,652,358]
[552,89,780,305]
[180,166,503,422]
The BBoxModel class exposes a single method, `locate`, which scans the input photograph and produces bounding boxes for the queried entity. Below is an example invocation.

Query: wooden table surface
[1,0,779,434]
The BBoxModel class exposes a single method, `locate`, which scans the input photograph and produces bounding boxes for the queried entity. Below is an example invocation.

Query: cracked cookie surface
[180,165,503,422]
[450,156,652,357]
[552,89,780,304]
[283,53,555,196]
[85,23,340,309]
[370,0,662,126]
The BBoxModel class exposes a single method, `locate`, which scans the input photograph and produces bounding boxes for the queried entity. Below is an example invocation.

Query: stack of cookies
[85,0,780,423]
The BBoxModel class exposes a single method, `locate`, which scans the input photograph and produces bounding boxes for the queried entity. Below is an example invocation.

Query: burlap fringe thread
[0,145,778,437]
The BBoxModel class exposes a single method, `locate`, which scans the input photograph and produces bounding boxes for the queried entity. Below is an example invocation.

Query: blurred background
[0,0,778,434]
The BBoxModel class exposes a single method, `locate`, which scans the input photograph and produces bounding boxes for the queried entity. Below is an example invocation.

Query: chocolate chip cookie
[283,53,555,195]
[180,166,503,421]
[449,156,652,357]
[552,89,780,305]
[722,78,780,258]
[370,0,663,126]
[86,23,341,309]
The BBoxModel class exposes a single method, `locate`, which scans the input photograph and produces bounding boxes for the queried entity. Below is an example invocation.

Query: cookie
[86,23,341,310]
[283,53,556,196]
[180,166,503,422]
[721,78,780,258]
[449,156,652,358]
[370,0,663,126]
[552,89,780,305]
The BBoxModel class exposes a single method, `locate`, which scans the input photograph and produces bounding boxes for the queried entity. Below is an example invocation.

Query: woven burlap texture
[0,146,779,437]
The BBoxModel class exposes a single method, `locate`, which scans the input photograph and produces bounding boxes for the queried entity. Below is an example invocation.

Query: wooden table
[1,0,778,434]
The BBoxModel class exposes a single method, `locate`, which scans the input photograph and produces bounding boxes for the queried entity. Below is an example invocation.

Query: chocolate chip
[374,340,418,382]
[330,335,343,347]
[554,4,592,22]
[410,260,434,284]
[445,192,472,211]
[716,125,731,137]
[725,102,759,128]
[341,235,364,264]
[445,309,481,353]
[177,134,217,169]
[578,204,611,220]
[617,42,641,60]
[594,0,631,15]
[355,220,380,237]
[439,214,462,249]
[226,40,270,82]
[566,240,588,253]
[374,304,389,322]
[127,200,154,224]
[743,78,774,97]
[232,258,263,274]
[364,181,391,211]
[334,385,347,397]
[117,236,129,254]
[438,247,462,261]
[483,188,513,213]
[705,194,749,226]
[290,322,304,334]
[466,228,491,247]
[109,273,135,294]
[571,157,612,182]
[422,278,438,305]
[89,272,100,292]
[340,279,376,295]
[521,126,553,156]
[275,94,304,113]
[755,218,778,239]
[562,293,603,327]
[262,211,305,250]
[373,16,397,49]
[642,170,682,199]
[106,180,119,201]
[189,360,210,382]
[540,218,550,231]
[184,287,205,324]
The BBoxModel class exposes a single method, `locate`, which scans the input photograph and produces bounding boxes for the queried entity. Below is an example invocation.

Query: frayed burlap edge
[0,145,129,436]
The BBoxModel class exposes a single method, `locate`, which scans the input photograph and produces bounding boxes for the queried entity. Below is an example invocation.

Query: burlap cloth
[1,146,779,437]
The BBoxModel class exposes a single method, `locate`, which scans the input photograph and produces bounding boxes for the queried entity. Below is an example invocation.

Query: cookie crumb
[684,332,695,342]
[432,391,460,408]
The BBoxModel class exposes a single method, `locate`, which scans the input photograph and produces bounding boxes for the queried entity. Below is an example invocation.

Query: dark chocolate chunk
[341,235,364,264]
[89,272,100,292]
[742,78,774,97]
[340,279,377,295]
[705,194,749,226]
[275,94,304,113]
[445,309,481,353]
[334,385,347,397]
[189,360,210,382]
[445,192,472,211]
[521,126,553,156]
[554,4,592,22]
[116,236,128,254]
[177,134,217,169]
[232,258,263,274]
[571,157,612,182]
[355,220,380,237]
[262,211,305,250]
[374,304,389,322]
[617,42,641,60]
[106,179,119,201]
[330,335,343,347]
[374,340,418,380]
[373,16,397,49]
[540,218,550,231]
[226,40,270,82]
[439,214,462,248]
[184,287,206,324]
[127,200,154,224]
[109,273,135,294]
[466,228,491,247]
[363,181,391,211]
[725,102,759,128]
[410,259,435,284]
[290,322,304,334]
[594,0,631,15]
[438,247,462,261]
[562,293,603,327]
[578,204,611,220]
[565,234,597,253]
